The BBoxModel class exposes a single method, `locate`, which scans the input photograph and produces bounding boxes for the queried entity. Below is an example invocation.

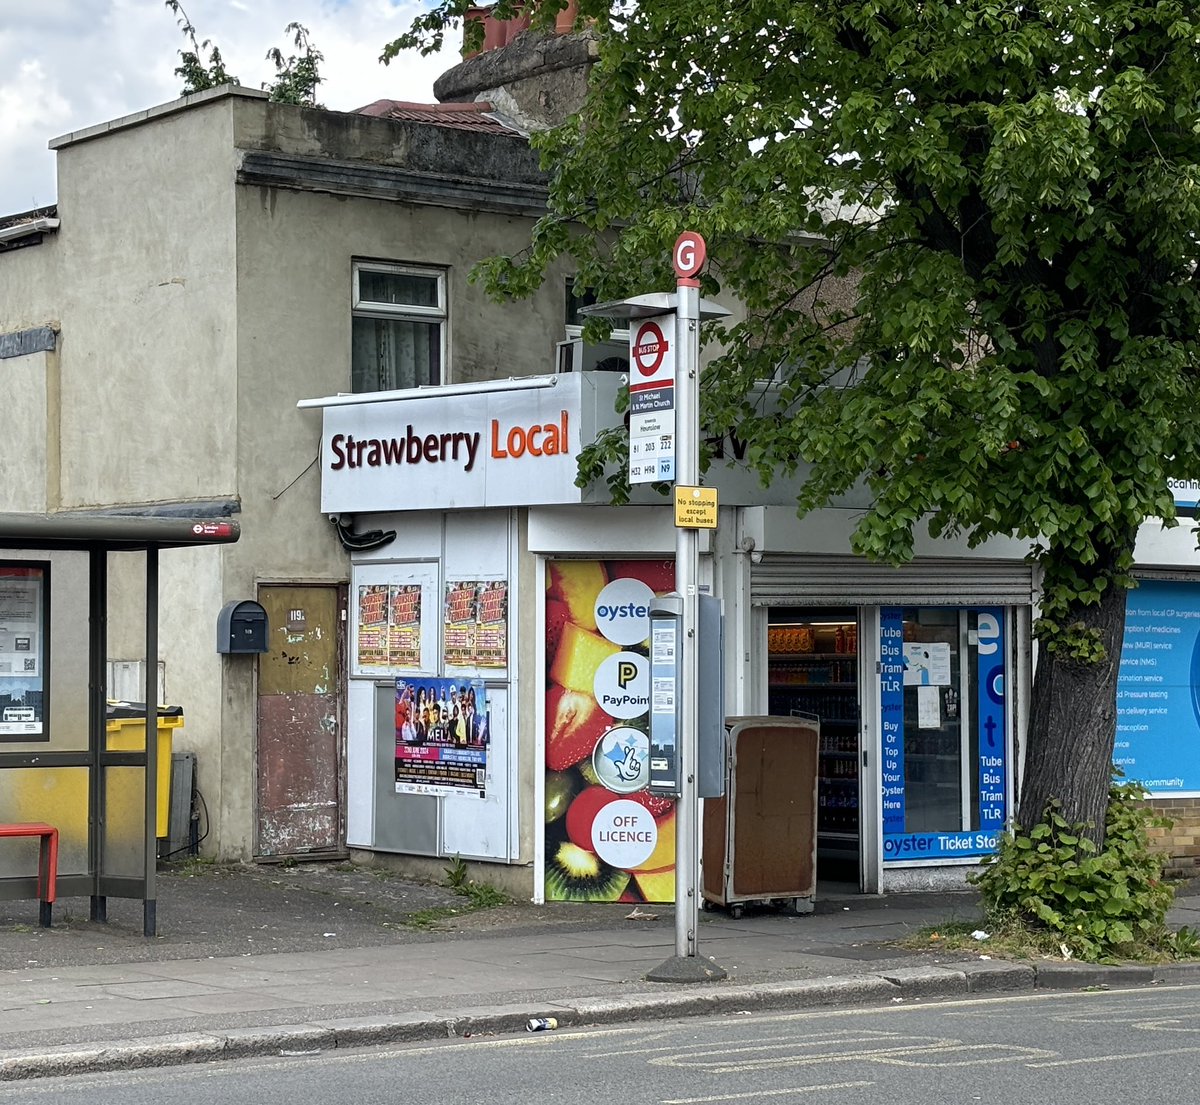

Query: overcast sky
[0,0,454,216]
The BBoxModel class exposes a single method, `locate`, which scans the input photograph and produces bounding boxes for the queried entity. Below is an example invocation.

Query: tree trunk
[1018,557,1132,846]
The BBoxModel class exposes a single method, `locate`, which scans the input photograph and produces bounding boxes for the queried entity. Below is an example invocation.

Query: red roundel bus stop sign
[632,320,669,378]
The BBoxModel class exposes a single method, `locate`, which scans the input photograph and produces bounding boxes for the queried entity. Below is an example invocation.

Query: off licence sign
[674,485,717,529]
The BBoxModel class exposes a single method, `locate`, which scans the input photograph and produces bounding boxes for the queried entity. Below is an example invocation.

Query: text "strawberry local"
[328,411,570,473]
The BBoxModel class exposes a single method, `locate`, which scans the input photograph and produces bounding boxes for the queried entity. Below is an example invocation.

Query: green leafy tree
[165,0,238,93]
[164,3,322,105]
[387,1,1200,847]
[264,22,325,106]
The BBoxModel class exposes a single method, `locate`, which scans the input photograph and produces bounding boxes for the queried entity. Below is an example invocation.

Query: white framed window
[565,280,629,343]
[352,261,447,392]
[560,280,631,373]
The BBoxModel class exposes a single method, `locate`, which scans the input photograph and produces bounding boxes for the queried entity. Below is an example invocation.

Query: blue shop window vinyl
[217,600,269,654]
[881,606,1008,863]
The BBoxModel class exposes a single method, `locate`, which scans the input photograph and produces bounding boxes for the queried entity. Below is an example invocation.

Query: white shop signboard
[317,376,596,514]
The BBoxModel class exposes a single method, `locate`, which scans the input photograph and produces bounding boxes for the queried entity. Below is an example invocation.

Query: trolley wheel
[729,904,744,920]
[792,897,815,915]
[699,898,713,912]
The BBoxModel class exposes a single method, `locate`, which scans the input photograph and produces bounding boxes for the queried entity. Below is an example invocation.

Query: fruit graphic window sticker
[544,560,677,903]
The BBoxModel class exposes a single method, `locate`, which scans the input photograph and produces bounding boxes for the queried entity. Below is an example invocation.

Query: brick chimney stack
[433,2,598,132]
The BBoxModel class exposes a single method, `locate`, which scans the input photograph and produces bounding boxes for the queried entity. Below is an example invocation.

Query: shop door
[766,607,862,886]
[255,584,346,858]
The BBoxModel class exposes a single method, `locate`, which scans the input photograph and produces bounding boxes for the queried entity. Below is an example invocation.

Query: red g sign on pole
[673,232,706,282]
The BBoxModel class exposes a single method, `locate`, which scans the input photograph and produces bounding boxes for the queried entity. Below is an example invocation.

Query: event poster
[356,584,389,668]
[387,585,422,668]
[1117,580,1200,792]
[544,559,677,903]
[395,676,489,797]
[475,581,508,668]
[443,580,508,669]
[0,564,47,740]
[356,583,423,671]
[443,581,478,667]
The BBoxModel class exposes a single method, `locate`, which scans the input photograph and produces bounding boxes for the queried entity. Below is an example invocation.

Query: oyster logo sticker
[592,726,650,793]
[593,578,654,646]
[593,652,649,719]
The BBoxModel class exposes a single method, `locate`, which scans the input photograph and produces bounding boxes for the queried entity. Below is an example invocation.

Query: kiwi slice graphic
[545,841,631,902]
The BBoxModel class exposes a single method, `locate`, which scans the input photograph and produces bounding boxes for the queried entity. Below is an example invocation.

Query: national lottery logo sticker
[591,726,650,793]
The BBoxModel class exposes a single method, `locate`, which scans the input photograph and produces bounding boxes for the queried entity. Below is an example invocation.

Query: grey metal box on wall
[217,599,269,654]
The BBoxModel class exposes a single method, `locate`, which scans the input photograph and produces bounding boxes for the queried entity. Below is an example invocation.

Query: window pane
[352,317,441,392]
[566,283,596,327]
[900,607,964,834]
[358,269,440,310]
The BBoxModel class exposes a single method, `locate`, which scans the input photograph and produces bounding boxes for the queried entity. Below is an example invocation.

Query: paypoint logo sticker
[592,652,650,720]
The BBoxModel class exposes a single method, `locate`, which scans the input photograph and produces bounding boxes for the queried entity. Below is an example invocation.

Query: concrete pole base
[645,955,728,984]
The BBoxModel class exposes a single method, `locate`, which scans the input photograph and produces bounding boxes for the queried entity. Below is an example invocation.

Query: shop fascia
[299,374,628,514]
[300,372,874,517]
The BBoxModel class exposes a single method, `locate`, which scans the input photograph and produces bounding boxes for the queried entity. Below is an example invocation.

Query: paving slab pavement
[1,861,1199,1081]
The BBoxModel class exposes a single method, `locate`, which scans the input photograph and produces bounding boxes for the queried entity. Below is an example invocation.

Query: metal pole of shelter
[143,547,158,938]
[89,548,107,923]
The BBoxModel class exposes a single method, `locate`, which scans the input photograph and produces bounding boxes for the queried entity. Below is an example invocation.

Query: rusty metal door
[255,584,345,858]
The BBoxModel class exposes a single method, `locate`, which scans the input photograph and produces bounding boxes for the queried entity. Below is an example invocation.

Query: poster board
[350,562,438,677]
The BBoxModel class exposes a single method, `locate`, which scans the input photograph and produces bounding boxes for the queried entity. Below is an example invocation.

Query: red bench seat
[0,822,58,927]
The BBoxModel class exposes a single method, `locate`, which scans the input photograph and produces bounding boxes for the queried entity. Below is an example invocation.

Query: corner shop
[303,372,1043,899]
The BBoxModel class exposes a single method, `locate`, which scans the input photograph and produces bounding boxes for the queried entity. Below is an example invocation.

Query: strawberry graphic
[546,685,613,771]
[545,598,571,663]
[629,790,674,819]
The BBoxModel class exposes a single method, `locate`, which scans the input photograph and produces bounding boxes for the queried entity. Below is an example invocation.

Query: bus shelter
[0,512,239,936]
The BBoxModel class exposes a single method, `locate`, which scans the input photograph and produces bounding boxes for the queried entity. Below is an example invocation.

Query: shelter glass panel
[0,766,89,875]
[101,766,147,879]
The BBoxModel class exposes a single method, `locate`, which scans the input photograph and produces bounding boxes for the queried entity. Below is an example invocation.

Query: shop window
[351,262,445,392]
[880,606,1007,861]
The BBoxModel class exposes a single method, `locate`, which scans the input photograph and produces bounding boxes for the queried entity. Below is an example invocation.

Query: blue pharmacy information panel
[1117,581,1200,793]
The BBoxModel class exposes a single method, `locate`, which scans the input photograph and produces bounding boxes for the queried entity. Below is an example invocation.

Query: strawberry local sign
[317,375,595,513]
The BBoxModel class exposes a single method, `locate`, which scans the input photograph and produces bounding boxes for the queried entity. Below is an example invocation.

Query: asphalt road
[6,985,1200,1104]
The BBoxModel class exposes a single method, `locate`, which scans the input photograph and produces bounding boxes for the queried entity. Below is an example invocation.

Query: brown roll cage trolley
[0,512,239,937]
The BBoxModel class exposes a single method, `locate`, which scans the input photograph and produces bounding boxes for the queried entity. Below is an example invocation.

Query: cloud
[0,0,457,215]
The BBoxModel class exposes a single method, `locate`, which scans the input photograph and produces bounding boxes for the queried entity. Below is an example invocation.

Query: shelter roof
[0,512,240,552]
